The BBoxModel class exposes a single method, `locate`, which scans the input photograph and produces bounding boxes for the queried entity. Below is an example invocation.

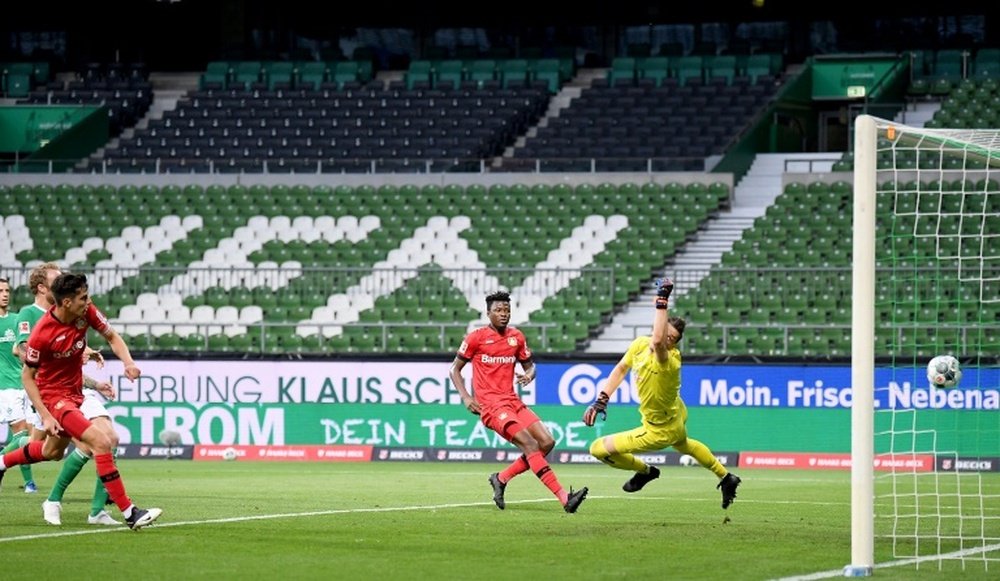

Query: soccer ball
[927,355,962,388]
[221,447,238,461]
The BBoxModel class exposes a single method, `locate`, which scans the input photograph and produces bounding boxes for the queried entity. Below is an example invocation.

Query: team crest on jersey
[507,337,517,347]
[18,321,29,334]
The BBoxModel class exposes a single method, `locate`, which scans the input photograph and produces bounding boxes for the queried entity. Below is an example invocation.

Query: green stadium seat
[263,61,294,89]
[638,56,669,86]
[297,61,328,89]
[608,57,636,86]
[207,334,230,353]
[201,61,231,88]
[233,61,262,89]
[181,334,207,352]
[156,333,182,351]
[532,58,561,92]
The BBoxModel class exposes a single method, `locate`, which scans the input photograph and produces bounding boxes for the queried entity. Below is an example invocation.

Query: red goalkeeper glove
[583,392,609,426]
[654,277,673,309]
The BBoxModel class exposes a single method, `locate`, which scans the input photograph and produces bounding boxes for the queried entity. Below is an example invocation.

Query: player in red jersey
[0,273,162,530]
[449,290,588,513]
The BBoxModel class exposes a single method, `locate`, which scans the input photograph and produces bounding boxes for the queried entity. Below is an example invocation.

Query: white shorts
[30,388,110,430]
[0,389,28,424]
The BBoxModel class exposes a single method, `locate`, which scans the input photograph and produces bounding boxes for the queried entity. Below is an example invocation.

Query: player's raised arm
[649,277,674,363]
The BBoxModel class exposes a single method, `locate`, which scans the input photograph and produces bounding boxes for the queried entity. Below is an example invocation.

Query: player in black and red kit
[449,290,588,513]
[0,273,162,530]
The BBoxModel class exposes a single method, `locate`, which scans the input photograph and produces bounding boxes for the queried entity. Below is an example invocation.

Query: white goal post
[849,114,877,577]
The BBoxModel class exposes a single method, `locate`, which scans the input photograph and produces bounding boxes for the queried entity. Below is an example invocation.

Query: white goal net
[850,115,1000,576]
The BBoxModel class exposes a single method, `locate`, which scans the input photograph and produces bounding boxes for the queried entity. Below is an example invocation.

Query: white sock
[123,504,135,519]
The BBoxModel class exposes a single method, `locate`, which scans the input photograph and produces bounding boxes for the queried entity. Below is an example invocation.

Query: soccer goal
[849,115,1000,576]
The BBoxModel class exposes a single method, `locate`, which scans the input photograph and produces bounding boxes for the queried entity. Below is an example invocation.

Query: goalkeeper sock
[588,437,648,472]
[673,438,727,478]
[48,448,90,503]
[498,454,529,484]
[526,451,568,504]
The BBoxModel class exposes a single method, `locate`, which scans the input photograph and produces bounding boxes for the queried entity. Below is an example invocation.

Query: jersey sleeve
[515,329,532,362]
[619,337,643,369]
[15,310,33,345]
[86,304,113,338]
[456,330,477,361]
[24,328,44,369]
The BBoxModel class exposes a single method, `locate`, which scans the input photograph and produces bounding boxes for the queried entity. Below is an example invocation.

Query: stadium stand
[675,177,1000,357]
[0,177,730,355]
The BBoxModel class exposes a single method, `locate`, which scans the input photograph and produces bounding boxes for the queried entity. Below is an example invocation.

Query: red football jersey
[456,325,532,406]
[24,303,112,407]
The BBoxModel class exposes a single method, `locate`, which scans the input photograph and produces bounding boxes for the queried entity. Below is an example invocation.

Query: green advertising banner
[106,402,995,456]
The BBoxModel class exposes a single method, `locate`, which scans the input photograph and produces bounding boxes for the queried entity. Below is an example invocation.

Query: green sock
[47,448,90,502]
[0,431,24,455]
[90,475,110,517]
[2,432,35,485]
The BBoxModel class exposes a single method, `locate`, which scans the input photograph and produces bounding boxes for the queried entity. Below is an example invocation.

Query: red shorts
[43,397,93,440]
[480,400,541,442]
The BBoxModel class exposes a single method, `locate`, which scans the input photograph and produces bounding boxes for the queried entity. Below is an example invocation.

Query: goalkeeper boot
[717,472,741,509]
[488,472,507,510]
[563,486,589,514]
[125,507,163,531]
[623,466,660,493]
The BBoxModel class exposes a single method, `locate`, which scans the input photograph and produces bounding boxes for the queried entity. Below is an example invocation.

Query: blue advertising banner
[535,362,1000,410]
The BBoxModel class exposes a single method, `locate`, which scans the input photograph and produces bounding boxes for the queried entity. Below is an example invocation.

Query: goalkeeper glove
[654,277,673,309]
[583,392,609,426]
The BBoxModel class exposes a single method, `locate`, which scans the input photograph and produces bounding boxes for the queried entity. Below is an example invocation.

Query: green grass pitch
[1,461,997,580]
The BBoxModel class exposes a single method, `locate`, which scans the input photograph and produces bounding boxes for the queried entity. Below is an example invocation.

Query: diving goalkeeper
[582,277,742,509]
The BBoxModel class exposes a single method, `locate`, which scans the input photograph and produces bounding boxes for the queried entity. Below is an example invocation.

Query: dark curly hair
[486,290,511,311]
[668,316,686,342]
[51,273,88,304]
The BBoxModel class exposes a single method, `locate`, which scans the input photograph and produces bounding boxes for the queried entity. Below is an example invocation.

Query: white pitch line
[0,494,850,544]
[774,543,1000,580]
[0,497,606,544]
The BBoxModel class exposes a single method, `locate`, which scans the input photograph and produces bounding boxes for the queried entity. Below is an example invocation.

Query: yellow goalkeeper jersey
[621,336,683,427]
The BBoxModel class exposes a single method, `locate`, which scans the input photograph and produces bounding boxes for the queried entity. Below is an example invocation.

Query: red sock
[2,440,46,468]
[526,451,568,504]
[94,453,132,513]
[499,454,530,484]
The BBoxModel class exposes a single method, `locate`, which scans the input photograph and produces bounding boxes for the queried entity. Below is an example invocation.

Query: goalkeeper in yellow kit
[582,278,742,509]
